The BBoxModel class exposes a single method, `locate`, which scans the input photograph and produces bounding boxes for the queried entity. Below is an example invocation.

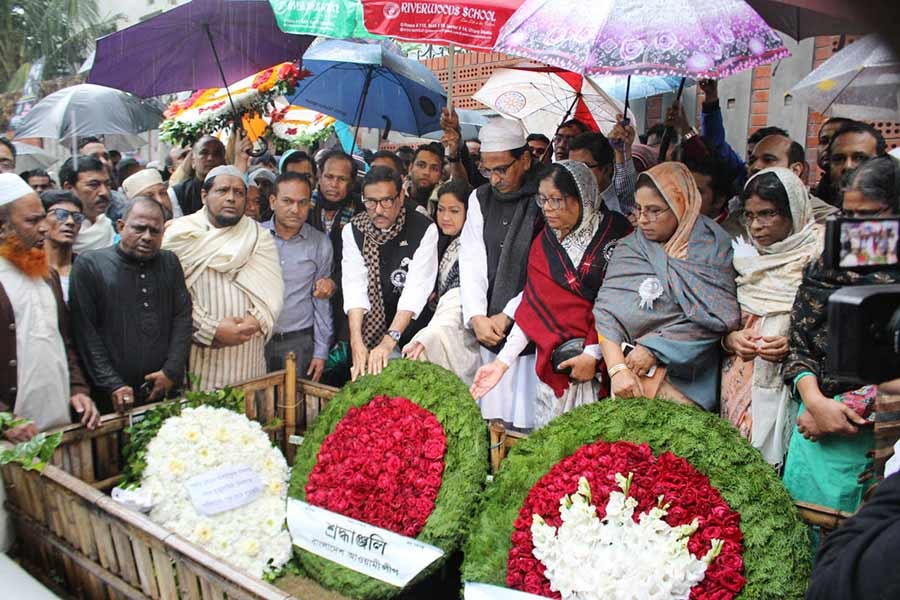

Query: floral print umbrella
[494,0,790,79]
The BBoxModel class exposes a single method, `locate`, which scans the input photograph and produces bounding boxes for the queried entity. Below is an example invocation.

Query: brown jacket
[0,268,89,413]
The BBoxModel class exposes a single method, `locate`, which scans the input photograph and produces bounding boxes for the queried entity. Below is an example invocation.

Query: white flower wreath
[141,406,292,577]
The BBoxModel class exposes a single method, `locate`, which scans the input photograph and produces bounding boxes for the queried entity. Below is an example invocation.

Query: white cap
[480,117,527,153]
[0,173,37,207]
[204,165,246,185]
[122,169,164,198]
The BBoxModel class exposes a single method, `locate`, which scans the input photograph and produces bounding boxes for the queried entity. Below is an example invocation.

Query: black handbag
[551,338,585,374]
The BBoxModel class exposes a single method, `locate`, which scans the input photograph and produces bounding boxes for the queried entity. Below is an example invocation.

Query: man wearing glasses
[342,166,437,382]
[0,138,15,174]
[39,190,84,303]
[459,117,544,429]
[553,119,589,162]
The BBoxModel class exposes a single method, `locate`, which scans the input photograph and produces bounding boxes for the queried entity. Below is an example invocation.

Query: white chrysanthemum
[531,475,722,600]
[140,406,292,577]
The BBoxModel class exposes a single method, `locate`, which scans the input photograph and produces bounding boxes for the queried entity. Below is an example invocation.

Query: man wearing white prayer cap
[0,173,99,442]
[458,117,542,429]
[122,168,181,220]
[162,164,283,390]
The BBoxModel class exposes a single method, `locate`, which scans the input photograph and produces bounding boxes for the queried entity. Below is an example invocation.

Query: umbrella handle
[657,77,687,162]
[249,137,268,158]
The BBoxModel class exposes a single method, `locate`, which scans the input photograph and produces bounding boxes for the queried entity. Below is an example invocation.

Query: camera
[825,216,900,383]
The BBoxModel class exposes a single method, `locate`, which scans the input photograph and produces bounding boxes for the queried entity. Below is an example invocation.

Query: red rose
[717,552,743,572]
[701,526,723,541]
[523,572,544,594]
[423,438,446,460]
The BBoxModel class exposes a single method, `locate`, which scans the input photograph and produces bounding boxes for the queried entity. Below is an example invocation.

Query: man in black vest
[342,166,437,381]
[459,118,544,429]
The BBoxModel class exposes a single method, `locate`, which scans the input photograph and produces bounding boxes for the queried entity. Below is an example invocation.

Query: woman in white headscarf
[470,160,632,429]
[720,167,824,468]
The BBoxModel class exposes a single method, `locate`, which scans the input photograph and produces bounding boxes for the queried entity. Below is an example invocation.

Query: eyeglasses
[739,209,782,227]
[362,195,398,210]
[631,206,671,222]
[478,158,518,179]
[48,208,86,225]
[535,195,569,210]
[839,207,892,218]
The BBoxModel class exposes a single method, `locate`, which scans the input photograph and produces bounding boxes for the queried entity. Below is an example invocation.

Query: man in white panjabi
[163,166,284,390]
[459,118,543,429]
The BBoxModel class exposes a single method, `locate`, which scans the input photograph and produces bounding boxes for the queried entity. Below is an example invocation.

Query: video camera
[825,216,900,383]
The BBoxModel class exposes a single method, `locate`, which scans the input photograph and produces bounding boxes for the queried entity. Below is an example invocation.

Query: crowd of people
[0,77,898,521]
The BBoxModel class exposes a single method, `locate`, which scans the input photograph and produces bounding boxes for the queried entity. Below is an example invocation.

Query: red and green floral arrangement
[463,398,811,600]
[289,360,487,599]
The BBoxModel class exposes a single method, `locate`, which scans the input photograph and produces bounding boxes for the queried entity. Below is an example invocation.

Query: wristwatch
[388,330,402,343]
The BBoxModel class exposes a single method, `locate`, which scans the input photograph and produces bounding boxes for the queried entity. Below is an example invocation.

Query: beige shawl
[734,167,823,466]
[163,209,284,335]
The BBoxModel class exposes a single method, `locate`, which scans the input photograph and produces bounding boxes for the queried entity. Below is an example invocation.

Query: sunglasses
[48,207,86,225]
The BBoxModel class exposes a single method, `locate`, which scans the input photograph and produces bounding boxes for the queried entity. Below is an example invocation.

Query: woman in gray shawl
[593,162,741,410]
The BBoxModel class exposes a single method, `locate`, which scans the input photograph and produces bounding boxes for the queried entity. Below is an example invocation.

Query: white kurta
[459,191,538,429]
[0,259,70,430]
[73,214,115,253]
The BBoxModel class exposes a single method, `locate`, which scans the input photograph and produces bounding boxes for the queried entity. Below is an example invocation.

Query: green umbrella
[269,0,380,39]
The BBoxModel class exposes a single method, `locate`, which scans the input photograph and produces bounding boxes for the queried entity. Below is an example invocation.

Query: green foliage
[462,399,812,600]
[288,360,488,600]
[0,412,63,472]
[0,0,120,84]
[119,387,245,489]
[0,431,62,471]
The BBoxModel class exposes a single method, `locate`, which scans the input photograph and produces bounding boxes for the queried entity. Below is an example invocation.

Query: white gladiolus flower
[531,475,721,600]
[139,406,292,577]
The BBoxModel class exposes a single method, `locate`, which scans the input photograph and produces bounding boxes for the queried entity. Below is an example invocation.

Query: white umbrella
[473,65,622,137]
[12,142,58,172]
[789,34,900,122]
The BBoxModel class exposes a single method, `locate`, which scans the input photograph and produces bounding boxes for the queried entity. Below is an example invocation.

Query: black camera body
[825,216,900,383]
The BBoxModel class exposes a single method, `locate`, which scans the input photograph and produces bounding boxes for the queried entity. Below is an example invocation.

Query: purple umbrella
[494,0,789,80]
[87,0,313,98]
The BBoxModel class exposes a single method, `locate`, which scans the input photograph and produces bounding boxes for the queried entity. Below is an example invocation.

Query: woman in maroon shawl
[470,160,632,428]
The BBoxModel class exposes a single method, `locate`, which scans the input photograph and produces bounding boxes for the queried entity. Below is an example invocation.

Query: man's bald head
[192,135,226,180]
[748,134,807,180]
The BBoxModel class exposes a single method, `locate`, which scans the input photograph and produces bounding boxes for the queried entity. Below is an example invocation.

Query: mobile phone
[620,342,656,377]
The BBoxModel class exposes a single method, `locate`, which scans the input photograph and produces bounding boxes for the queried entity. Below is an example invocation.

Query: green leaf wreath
[461,398,812,600]
[288,360,488,600]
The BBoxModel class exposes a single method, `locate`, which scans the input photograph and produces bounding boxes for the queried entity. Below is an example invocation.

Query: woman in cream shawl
[593,162,740,410]
[402,180,481,384]
[721,168,823,468]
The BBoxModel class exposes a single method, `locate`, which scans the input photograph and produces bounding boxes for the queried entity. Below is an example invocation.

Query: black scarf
[480,165,544,316]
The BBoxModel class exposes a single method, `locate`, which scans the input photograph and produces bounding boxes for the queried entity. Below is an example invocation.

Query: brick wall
[422,52,542,111]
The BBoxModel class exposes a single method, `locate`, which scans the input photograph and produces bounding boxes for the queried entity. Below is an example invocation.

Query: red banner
[361,0,523,52]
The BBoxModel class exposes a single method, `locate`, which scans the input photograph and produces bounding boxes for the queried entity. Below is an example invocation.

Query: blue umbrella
[287,39,447,139]
[591,76,695,102]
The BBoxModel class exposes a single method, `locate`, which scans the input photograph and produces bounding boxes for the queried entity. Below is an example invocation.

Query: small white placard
[287,498,444,587]
[464,582,548,600]
[185,464,264,516]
